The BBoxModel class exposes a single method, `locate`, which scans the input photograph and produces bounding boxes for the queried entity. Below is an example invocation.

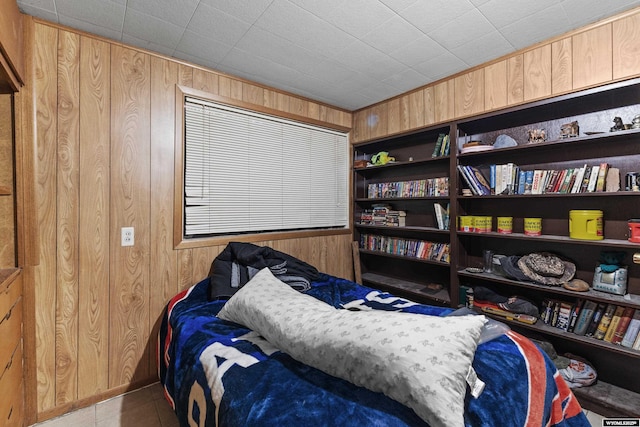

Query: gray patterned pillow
[218,268,487,427]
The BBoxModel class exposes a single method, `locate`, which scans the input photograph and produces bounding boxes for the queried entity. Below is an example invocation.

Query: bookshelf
[352,77,640,413]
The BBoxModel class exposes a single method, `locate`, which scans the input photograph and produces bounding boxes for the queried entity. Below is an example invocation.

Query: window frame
[173,85,352,249]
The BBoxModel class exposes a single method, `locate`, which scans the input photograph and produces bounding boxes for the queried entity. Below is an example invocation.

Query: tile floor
[30,383,179,427]
[30,382,606,427]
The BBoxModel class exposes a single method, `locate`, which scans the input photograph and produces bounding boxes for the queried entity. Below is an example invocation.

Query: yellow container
[459,216,474,232]
[474,216,492,233]
[497,216,513,234]
[569,210,603,240]
[524,218,542,236]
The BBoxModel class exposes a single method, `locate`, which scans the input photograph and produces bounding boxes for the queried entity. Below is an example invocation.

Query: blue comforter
[159,273,589,427]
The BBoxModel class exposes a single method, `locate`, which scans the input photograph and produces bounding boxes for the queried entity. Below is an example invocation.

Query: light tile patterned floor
[30,382,606,427]
[30,383,179,427]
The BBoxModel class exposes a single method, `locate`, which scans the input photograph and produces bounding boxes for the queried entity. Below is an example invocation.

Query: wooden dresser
[0,269,23,426]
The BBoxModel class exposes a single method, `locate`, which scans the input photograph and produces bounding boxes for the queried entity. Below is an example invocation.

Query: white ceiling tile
[186,2,252,46]
[398,0,476,33]
[16,3,58,22]
[360,15,425,54]
[450,30,513,67]
[468,0,491,5]
[413,51,467,80]
[123,10,184,50]
[428,9,496,51]
[198,0,274,24]
[57,15,123,42]
[378,0,420,13]
[307,60,360,85]
[333,39,398,73]
[383,68,430,92]
[121,33,176,56]
[560,0,640,28]
[289,0,396,39]
[479,0,559,29]
[499,3,570,49]
[388,35,448,67]
[234,26,326,76]
[254,0,357,59]
[127,0,199,28]
[175,30,234,65]
[17,0,54,12]
[56,0,125,33]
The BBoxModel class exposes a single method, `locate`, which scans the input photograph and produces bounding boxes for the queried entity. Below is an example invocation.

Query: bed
[158,244,590,427]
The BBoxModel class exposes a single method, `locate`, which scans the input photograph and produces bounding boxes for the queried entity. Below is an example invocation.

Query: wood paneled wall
[352,6,640,143]
[28,19,352,421]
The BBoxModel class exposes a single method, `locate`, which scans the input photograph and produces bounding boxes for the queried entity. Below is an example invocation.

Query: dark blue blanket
[159,273,590,427]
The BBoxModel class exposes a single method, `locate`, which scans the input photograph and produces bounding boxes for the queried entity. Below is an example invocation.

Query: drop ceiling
[16,0,640,111]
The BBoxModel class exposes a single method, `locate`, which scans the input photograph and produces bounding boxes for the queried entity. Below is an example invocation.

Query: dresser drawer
[0,341,23,427]
[0,296,21,376]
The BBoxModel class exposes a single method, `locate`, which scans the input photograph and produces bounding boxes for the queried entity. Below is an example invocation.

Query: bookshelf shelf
[361,272,451,305]
[457,231,640,249]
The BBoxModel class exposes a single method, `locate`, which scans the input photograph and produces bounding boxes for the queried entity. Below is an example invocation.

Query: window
[181,95,349,240]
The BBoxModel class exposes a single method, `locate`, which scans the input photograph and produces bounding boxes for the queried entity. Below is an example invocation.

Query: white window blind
[183,97,349,237]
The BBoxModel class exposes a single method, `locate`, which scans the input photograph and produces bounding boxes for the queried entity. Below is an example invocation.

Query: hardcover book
[573,300,598,336]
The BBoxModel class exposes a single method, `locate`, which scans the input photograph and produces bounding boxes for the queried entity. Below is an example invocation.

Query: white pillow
[218,268,486,427]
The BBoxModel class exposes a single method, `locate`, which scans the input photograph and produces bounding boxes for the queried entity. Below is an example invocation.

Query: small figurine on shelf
[610,116,630,132]
[632,114,640,129]
[370,151,395,166]
[527,128,546,144]
[559,121,579,138]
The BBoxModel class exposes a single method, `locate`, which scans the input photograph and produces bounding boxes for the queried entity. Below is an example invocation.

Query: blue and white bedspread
[158,273,589,427]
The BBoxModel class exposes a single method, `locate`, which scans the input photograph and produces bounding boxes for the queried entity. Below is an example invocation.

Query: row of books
[359,204,406,227]
[541,299,640,349]
[459,162,612,196]
[431,133,451,158]
[360,234,450,263]
[434,202,450,230]
[367,177,449,199]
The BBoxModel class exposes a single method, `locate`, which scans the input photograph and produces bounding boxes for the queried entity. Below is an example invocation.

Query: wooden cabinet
[0,270,23,427]
[0,0,24,93]
[353,77,640,415]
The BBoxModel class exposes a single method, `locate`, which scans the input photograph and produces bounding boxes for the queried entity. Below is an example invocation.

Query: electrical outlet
[121,227,134,247]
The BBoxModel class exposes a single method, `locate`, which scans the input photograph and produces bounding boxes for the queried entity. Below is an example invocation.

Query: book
[517,169,526,194]
[552,169,567,193]
[595,162,609,192]
[524,170,534,194]
[585,303,606,336]
[571,165,588,193]
[434,203,446,229]
[432,133,445,157]
[567,299,584,333]
[544,169,559,193]
[586,164,600,192]
[611,307,635,344]
[531,170,543,194]
[550,300,561,327]
[621,310,640,348]
[604,305,626,342]
[573,300,598,335]
[593,304,617,340]
[556,302,573,331]
[558,168,575,193]
[579,165,592,193]
[467,165,491,195]
[458,165,480,195]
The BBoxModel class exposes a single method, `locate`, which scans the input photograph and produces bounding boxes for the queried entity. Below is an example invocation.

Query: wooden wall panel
[0,95,14,266]
[55,28,80,405]
[523,44,551,101]
[78,35,110,400]
[507,54,524,105]
[148,56,178,377]
[454,69,484,118]
[109,45,151,387]
[484,60,507,111]
[613,11,640,79]
[573,24,612,89]
[423,87,435,127]
[386,97,401,135]
[192,68,218,94]
[33,22,58,413]
[552,37,572,94]
[408,90,425,129]
[434,79,454,123]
